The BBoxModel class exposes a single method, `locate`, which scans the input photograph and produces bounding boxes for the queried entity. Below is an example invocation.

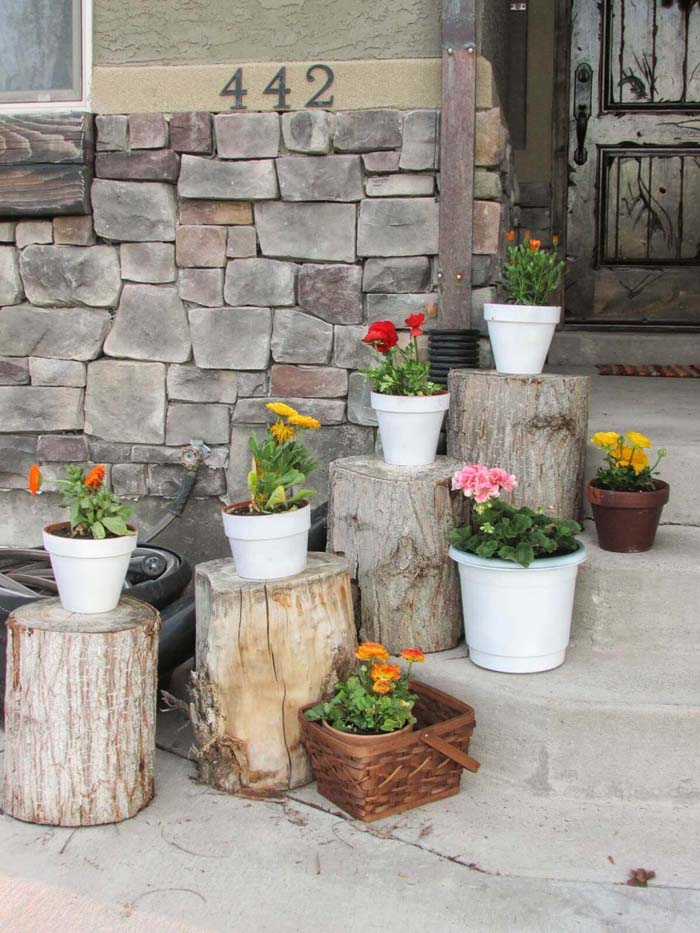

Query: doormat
[596,364,700,377]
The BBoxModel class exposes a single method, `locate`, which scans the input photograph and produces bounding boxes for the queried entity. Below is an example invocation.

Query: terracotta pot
[322,722,413,744]
[585,480,670,553]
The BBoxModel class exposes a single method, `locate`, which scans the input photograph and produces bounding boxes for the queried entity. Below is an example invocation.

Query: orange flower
[529,239,541,251]
[372,680,394,695]
[552,235,560,247]
[28,464,42,496]
[356,642,390,662]
[505,229,516,242]
[400,648,425,664]
[84,465,106,489]
[370,663,401,683]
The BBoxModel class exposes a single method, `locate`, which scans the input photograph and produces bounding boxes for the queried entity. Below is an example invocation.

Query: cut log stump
[193,553,357,794]
[327,456,469,653]
[2,597,159,827]
[447,370,590,520]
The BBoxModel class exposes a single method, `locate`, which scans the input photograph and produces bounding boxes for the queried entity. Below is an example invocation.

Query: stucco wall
[93,0,442,66]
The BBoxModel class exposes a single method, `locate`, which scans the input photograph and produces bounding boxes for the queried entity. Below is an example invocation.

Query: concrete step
[549,330,700,366]
[573,527,700,651]
[415,644,700,805]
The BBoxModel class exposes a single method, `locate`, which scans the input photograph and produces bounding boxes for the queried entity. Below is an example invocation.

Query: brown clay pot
[585,480,670,553]
[322,722,413,744]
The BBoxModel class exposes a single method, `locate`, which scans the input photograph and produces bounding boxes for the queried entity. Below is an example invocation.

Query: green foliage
[58,465,133,540]
[247,432,317,514]
[449,498,581,568]
[502,239,566,306]
[363,345,442,397]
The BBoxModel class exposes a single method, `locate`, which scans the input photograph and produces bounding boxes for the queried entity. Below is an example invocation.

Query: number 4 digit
[220,68,247,110]
[263,67,291,110]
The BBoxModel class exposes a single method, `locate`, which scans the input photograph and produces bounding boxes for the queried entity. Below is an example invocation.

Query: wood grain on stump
[327,456,468,653]
[193,553,357,794]
[447,370,590,520]
[2,597,159,827]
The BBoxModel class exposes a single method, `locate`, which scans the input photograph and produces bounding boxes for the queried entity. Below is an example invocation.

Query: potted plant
[28,463,137,614]
[586,431,669,553]
[300,642,480,821]
[222,401,320,580]
[484,231,566,375]
[448,464,586,673]
[361,313,449,466]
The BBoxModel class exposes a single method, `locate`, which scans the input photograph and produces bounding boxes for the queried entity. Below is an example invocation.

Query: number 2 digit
[305,64,335,107]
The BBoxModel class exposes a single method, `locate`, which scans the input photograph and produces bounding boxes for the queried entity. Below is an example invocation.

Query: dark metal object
[306,65,335,107]
[438,0,477,330]
[220,68,248,109]
[573,63,593,165]
[506,0,529,150]
[263,67,291,110]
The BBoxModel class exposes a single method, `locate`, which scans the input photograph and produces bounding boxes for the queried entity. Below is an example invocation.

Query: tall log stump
[327,456,468,653]
[2,597,159,827]
[193,553,357,794]
[447,370,590,520]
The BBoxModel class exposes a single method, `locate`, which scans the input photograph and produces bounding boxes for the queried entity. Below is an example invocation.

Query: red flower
[405,313,426,337]
[362,320,399,355]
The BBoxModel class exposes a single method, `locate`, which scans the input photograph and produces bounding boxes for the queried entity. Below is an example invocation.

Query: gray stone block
[111,463,148,496]
[358,198,439,257]
[85,360,166,443]
[366,293,438,328]
[15,221,53,249]
[472,254,496,288]
[0,222,16,242]
[88,441,133,462]
[167,364,238,403]
[148,463,226,497]
[166,403,230,445]
[297,263,362,324]
[270,364,348,398]
[96,150,180,183]
[0,434,36,474]
[215,113,280,159]
[362,257,431,293]
[92,180,177,242]
[277,155,363,202]
[178,268,224,307]
[399,110,439,170]
[29,358,86,387]
[129,112,169,149]
[224,258,296,307]
[474,169,502,201]
[334,110,402,152]
[170,112,213,154]
[282,111,334,154]
[120,242,176,283]
[226,227,257,258]
[104,284,191,363]
[96,114,128,151]
[37,434,89,462]
[0,357,28,385]
[180,200,253,225]
[237,371,268,397]
[0,247,23,305]
[470,287,496,335]
[333,324,376,369]
[365,173,435,197]
[233,397,345,424]
[256,202,356,262]
[176,225,227,268]
[362,151,401,173]
[347,370,377,426]
[20,245,122,308]
[189,306,271,370]
[0,305,110,361]
[0,386,84,432]
[271,308,333,364]
[53,216,96,246]
[178,155,278,200]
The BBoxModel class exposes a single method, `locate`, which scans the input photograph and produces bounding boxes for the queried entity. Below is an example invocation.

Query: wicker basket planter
[299,680,479,822]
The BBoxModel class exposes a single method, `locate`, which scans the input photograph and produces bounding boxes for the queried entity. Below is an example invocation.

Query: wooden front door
[566,0,700,323]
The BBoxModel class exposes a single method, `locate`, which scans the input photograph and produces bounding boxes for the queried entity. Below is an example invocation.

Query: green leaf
[265,485,287,511]
[91,521,106,539]
[103,516,130,537]
[514,541,535,568]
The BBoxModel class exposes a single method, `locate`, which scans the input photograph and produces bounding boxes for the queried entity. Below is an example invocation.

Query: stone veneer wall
[0,71,512,560]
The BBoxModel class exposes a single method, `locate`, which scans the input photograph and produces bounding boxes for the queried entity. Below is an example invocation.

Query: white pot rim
[43,523,137,558]
[484,303,561,325]
[222,500,311,542]
[449,540,587,571]
[370,391,450,413]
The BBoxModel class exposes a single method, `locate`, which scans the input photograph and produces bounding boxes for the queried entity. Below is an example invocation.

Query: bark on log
[327,456,468,653]
[447,370,590,520]
[193,553,357,794]
[2,597,159,827]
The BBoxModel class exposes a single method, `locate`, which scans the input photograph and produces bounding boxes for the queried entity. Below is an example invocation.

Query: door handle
[573,63,593,166]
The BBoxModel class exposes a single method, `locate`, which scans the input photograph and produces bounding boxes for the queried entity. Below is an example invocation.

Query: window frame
[0,0,92,112]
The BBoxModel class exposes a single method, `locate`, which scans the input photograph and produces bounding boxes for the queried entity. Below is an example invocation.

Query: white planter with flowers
[486,234,566,376]
[448,464,586,673]
[28,464,137,614]
[222,402,320,581]
[362,313,449,467]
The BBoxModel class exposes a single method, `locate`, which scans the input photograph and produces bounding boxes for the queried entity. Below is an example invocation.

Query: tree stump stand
[2,597,159,827]
[327,456,469,653]
[192,553,357,794]
[447,370,590,520]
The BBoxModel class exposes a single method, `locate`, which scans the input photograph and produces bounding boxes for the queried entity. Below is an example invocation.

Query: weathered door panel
[567,0,700,323]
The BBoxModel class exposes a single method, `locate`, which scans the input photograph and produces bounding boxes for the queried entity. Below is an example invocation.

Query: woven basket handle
[420,732,480,773]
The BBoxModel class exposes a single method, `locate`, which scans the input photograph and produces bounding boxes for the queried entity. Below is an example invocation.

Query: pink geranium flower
[451,464,517,503]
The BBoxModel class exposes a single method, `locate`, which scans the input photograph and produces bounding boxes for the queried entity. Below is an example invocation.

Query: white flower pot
[484,303,561,375]
[43,523,138,615]
[222,501,311,581]
[449,542,587,673]
[371,392,450,467]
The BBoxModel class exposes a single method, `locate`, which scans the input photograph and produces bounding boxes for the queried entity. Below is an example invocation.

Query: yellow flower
[625,431,652,449]
[270,421,295,444]
[620,446,649,474]
[266,402,299,419]
[288,413,321,430]
[591,431,621,449]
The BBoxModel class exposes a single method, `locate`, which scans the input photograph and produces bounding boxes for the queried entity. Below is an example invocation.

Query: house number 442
[220,65,335,110]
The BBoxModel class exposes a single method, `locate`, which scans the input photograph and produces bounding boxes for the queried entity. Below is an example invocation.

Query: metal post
[438,0,477,329]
